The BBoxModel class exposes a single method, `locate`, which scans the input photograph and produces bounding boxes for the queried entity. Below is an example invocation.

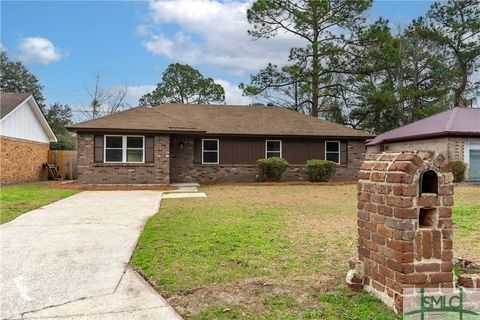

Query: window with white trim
[325,141,340,164]
[266,140,282,158]
[105,135,144,163]
[202,139,219,164]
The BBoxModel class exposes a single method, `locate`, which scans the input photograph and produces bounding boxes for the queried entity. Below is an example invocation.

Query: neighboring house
[367,107,480,182]
[0,92,57,184]
[67,104,372,184]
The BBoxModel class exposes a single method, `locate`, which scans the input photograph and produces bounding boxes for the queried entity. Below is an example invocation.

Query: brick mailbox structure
[350,151,454,312]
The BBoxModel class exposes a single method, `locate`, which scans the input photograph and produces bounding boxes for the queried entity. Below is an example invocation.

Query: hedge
[256,157,289,182]
[449,160,467,182]
[305,159,337,182]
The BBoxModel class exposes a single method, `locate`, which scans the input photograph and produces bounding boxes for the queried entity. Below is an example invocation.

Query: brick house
[0,93,57,184]
[367,107,480,182]
[68,103,372,184]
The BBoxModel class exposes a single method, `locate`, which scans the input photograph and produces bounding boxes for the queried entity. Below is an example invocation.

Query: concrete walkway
[0,191,182,320]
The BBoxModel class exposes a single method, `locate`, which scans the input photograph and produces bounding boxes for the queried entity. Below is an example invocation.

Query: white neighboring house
[0,92,57,184]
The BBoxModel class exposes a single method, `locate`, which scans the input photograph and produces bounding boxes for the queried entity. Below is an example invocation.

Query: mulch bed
[201,180,357,187]
[47,181,176,191]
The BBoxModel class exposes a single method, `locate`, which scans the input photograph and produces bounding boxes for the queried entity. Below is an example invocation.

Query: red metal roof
[367,107,480,146]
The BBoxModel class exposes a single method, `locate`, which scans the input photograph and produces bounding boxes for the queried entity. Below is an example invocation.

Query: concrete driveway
[0,191,182,319]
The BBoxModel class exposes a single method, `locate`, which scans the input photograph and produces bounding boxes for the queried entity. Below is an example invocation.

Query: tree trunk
[311,36,320,118]
[453,59,467,108]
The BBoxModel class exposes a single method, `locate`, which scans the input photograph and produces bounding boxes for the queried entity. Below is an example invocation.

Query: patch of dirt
[166,276,336,318]
[47,181,176,191]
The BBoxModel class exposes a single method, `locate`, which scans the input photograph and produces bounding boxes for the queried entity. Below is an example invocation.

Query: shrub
[449,160,467,182]
[306,159,337,182]
[256,157,289,182]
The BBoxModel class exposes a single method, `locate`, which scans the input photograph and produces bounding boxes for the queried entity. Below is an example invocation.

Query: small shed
[0,92,57,184]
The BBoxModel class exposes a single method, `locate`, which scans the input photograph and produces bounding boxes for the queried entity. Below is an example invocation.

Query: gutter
[367,131,480,146]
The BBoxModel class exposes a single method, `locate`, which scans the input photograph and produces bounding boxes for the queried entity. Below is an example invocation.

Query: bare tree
[81,74,128,119]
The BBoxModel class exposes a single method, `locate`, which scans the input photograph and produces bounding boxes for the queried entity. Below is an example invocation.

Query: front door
[469,150,480,182]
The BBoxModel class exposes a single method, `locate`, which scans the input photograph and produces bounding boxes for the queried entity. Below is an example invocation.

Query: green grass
[451,186,480,257]
[191,289,398,320]
[0,182,78,224]
[132,204,291,292]
[453,205,480,243]
[132,185,479,319]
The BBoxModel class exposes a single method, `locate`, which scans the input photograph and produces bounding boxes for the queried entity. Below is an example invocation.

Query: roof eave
[367,131,480,146]
[67,127,206,135]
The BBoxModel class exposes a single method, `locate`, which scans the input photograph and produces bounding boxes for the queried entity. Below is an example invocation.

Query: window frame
[104,135,145,164]
[202,139,219,164]
[325,140,340,164]
[265,140,282,158]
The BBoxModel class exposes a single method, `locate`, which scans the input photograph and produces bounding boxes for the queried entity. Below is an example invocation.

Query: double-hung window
[105,135,144,163]
[325,141,340,164]
[202,139,219,164]
[265,140,282,158]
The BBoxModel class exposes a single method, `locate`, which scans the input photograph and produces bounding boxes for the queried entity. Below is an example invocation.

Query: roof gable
[367,107,480,146]
[69,103,372,138]
[0,92,57,142]
[0,92,31,119]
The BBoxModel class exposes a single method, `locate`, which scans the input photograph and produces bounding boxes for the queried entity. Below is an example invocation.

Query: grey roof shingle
[68,103,372,138]
[0,92,31,119]
[367,107,480,146]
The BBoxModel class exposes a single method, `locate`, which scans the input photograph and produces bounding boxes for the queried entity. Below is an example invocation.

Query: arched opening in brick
[419,208,437,228]
[420,170,438,195]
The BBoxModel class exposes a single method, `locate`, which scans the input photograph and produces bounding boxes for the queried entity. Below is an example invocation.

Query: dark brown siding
[249,140,264,163]
[94,135,103,163]
[283,139,325,164]
[145,136,154,163]
[193,138,202,163]
[192,138,349,164]
[340,141,348,164]
[220,139,234,163]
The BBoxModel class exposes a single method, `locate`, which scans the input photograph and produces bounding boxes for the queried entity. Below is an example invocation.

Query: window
[266,140,282,158]
[105,135,144,163]
[202,139,219,164]
[325,141,340,164]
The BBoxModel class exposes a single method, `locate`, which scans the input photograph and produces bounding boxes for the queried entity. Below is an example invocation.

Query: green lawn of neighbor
[0,182,78,224]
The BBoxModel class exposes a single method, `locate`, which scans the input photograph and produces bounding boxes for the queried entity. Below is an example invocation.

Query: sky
[1,0,437,117]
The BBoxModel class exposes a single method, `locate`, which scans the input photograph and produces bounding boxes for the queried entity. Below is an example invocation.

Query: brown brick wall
[0,135,49,184]
[170,138,366,183]
[356,151,454,312]
[77,133,170,184]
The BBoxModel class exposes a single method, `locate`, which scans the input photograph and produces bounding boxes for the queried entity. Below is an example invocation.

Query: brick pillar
[351,151,454,312]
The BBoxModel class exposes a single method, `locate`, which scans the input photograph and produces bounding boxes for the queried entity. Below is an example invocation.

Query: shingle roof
[0,92,31,119]
[68,103,372,138]
[367,107,480,146]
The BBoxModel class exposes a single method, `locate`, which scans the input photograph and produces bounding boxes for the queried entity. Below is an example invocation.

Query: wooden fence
[48,150,78,180]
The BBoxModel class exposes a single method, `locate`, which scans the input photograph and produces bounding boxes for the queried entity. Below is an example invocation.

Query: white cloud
[214,78,251,105]
[142,34,174,57]
[140,0,305,75]
[17,37,63,64]
[125,84,156,102]
[136,24,151,36]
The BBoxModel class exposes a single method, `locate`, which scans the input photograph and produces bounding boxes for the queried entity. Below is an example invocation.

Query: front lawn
[0,182,78,224]
[131,184,479,319]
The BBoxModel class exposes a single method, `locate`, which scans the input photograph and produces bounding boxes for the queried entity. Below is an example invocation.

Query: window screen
[202,139,219,164]
[325,141,340,164]
[266,140,282,158]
